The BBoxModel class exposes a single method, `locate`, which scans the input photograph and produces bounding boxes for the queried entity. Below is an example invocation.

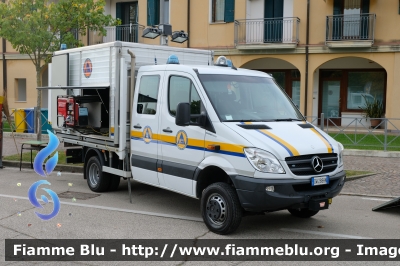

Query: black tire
[200,182,242,235]
[108,175,121,191]
[86,156,110,192]
[288,208,319,218]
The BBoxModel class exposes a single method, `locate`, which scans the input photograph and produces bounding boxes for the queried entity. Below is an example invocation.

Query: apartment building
[1,0,399,128]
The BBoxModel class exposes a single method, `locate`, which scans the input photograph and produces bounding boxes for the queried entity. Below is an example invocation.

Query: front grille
[285,153,338,176]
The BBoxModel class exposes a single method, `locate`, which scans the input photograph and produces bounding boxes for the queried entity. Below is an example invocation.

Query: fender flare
[196,155,239,177]
[83,148,105,179]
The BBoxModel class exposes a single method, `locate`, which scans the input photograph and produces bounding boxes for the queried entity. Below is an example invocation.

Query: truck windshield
[198,74,304,122]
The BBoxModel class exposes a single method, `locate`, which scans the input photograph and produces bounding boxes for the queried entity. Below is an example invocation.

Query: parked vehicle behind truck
[44,42,346,234]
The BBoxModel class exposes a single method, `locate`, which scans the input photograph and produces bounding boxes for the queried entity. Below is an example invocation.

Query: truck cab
[128,56,346,234]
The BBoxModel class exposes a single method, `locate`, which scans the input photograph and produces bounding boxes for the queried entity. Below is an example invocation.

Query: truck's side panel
[158,71,207,196]
[130,71,165,186]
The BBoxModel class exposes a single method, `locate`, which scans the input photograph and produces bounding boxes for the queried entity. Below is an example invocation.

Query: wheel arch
[83,148,104,180]
[195,165,234,198]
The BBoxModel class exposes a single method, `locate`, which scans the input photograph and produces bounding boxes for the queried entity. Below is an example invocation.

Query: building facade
[2,0,400,128]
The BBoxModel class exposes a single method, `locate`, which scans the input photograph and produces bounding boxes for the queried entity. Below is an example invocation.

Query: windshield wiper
[273,118,303,122]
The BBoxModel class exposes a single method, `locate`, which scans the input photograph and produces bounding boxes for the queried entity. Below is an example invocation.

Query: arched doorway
[241,58,301,107]
[315,57,386,126]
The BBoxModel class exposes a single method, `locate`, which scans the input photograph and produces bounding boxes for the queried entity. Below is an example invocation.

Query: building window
[211,0,235,23]
[147,0,170,26]
[136,75,160,115]
[347,71,385,110]
[15,79,27,102]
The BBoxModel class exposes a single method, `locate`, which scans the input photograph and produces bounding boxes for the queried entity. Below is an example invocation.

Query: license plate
[311,176,330,186]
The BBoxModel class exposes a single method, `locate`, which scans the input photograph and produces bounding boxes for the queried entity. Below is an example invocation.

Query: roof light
[226,59,233,67]
[215,56,228,66]
[167,55,180,64]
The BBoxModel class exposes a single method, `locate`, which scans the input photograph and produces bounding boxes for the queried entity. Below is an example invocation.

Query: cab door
[130,72,163,186]
[158,72,206,196]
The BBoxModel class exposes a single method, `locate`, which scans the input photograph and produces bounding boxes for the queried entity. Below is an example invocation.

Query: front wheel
[288,208,319,218]
[200,182,242,235]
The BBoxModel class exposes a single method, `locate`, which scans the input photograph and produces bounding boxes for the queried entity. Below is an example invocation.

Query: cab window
[168,76,202,117]
[137,75,160,115]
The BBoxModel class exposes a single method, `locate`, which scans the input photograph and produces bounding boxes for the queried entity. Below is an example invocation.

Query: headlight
[244,148,285,174]
[338,143,344,167]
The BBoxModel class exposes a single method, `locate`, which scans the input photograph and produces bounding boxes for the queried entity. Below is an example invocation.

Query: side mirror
[175,102,191,126]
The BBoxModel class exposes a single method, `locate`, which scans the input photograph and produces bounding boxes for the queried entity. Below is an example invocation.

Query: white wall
[283,0,294,43]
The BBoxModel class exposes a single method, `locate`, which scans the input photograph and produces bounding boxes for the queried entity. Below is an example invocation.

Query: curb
[340,192,399,199]
[345,172,378,182]
[344,149,400,158]
[1,160,83,173]
[4,132,49,140]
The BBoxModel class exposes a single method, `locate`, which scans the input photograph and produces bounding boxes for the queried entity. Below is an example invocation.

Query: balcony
[89,24,145,45]
[234,17,300,50]
[326,14,376,48]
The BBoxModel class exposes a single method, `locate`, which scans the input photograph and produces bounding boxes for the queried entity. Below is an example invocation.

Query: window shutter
[147,0,160,26]
[274,0,284,18]
[333,0,342,15]
[224,0,235,23]
[361,0,370,14]
[265,0,274,18]
[116,2,123,20]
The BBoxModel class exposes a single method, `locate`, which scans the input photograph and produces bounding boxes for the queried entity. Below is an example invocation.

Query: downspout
[187,0,190,48]
[305,0,310,117]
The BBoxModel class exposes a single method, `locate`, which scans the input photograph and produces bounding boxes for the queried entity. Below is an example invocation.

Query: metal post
[33,107,37,136]
[320,113,324,131]
[384,118,387,152]
[124,147,132,203]
[355,118,358,145]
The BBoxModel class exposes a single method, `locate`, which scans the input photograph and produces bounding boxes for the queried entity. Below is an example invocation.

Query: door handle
[133,124,142,129]
[163,128,173,133]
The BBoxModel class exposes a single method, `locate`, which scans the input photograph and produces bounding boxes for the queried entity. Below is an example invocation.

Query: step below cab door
[158,72,207,196]
[130,72,163,186]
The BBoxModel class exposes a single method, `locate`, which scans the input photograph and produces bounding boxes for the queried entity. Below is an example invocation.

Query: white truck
[44,42,346,234]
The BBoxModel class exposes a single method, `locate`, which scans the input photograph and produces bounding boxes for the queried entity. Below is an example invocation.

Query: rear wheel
[288,208,319,218]
[86,156,110,192]
[200,182,242,235]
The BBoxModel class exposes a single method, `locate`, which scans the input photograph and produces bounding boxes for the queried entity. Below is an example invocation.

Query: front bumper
[230,171,346,212]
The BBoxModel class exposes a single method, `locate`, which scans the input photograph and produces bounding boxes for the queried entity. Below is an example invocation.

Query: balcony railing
[89,24,145,45]
[326,13,376,42]
[234,17,300,48]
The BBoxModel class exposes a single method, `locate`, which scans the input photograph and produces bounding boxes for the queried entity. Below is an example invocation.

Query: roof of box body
[53,41,213,56]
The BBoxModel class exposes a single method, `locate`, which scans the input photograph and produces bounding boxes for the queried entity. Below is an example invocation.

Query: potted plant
[360,94,384,128]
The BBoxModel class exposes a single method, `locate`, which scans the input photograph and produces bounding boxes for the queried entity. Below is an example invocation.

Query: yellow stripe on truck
[310,128,333,153]
[244,122,300,157]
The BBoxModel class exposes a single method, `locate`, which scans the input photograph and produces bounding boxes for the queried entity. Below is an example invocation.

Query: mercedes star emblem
[311,156,323,173]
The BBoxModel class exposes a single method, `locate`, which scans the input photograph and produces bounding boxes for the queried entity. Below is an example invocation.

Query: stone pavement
[1,135,399,198]
[341,156,400,197]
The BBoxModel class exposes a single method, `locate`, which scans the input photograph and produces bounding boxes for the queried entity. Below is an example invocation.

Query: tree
[0,0,118,140]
